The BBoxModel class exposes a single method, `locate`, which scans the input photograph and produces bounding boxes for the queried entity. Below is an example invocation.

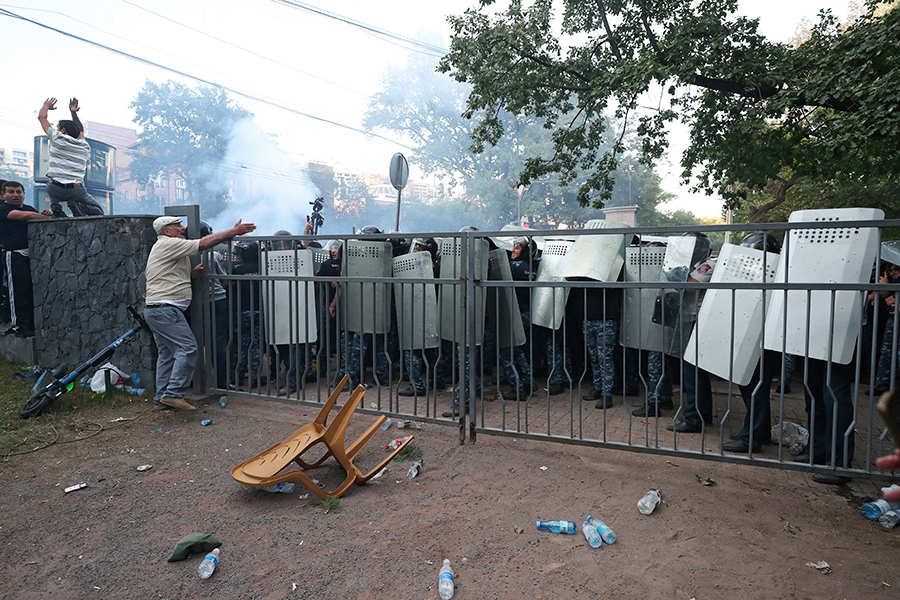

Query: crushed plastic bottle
[386,438,404,450]
[638,489,662,515]
[407,458,423,479]
[219,395,228,408]
[586,515,617,543]
[262,482,295,493]
[381,418,392,431]
[439,559,454,600]
[536,520,577,534]
[581,520,602,548]
[198,548,220,579]
[201,419,212,426]
[879,510,900,529]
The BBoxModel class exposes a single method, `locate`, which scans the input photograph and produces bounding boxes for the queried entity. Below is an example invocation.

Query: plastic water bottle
[862,499,900,520]
[439,559,454,599]
[198,548,219,579]
[879,510,900,529]
[123,386,145,395]
[261,482,295,493]
[386,438,404,450]
[536,520,577,534]
[581,520,602,548]
[638,489,662,514]
[586,515,617,543]
[219,395,228,408]
[130,373,141,387]
[381,418,392,430]
[407,458,423,479]
[201,419,212,426]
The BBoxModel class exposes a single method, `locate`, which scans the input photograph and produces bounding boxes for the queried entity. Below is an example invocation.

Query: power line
[119,0,367,97]
[271,0,448,57]
[0,7,416,152]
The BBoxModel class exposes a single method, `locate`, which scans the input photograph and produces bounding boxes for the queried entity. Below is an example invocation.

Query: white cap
[153,216,183,234]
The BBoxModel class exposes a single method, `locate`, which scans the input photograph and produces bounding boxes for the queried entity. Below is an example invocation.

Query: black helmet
[740,232,781,255]
[459,225,479,232]
[412,237,438,259]
[512,236,538,261]
[389,237,410,257]
[680,231,711,266]
[274,229,292,236]
[235,240,259,262]
[199,220,213,237]
[358,225,383,235]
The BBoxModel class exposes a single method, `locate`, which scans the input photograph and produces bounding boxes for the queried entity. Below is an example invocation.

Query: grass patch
[0,360,151,456]
[308,496,342,513]
[393,440,423,461]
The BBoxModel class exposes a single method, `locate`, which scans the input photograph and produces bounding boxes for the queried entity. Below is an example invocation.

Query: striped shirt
[46,125,91,184]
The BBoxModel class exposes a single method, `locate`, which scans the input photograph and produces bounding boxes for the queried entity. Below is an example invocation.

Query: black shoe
[632,404,666,417]
[547,384,566,396]
[398,386,424,397]
[667,421,703,433]
[594,396,614,409]
[812,473,852,485]
[582,388,604,401]
[721,440,761,453]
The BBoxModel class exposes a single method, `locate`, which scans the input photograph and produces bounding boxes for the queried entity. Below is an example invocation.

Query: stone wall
[29,216,158,386]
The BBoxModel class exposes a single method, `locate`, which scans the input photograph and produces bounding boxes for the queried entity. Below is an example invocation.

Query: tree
[438,0,900,216]
[365,45,674,228]
[129,80,251,213]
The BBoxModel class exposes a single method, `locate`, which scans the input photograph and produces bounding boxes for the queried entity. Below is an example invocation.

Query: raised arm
[198,219,257,251]
[69,98,85,140]
[38,97,57,134]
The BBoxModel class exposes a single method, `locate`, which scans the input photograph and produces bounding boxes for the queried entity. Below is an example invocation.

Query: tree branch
[593,0,622,60]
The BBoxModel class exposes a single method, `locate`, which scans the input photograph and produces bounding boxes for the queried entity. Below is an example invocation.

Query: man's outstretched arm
[69,98,85,140]
[38,97,57,134]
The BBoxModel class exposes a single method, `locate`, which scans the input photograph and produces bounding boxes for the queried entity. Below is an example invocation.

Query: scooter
[19,306,148,418]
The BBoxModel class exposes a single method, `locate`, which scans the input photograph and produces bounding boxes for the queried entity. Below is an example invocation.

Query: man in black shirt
[0,180,52,337]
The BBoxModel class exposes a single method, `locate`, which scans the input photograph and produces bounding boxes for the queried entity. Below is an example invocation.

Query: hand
[887,295,896,308]
[232,219,256,236]
[329,301,336,317]
[69,98,79,112]
[190,264,204,278]
[876,450,900,500]
[304,221,313,234]
[41,209,53,217]
[43,98,57,111]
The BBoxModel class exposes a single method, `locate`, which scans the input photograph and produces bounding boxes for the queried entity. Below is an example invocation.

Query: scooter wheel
[19,392,55,419]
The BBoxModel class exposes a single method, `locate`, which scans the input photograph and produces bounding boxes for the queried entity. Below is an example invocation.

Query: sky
[0,0,855,224]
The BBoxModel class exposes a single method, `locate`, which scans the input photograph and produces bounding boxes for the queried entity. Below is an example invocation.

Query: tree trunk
[748,175,800,223]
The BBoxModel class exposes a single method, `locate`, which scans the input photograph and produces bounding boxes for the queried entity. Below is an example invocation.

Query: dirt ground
[0,389,898,600]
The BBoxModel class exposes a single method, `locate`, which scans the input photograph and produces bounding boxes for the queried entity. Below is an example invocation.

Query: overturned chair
[231,375,414,499]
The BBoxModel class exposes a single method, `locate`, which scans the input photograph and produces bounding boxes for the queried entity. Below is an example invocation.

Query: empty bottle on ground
[407,458,423,479]
[439,558,454,599]
[586,515,617,543]
[638,489,662,514]
[862,499,900,520]
[198,548,220,579]
[536,520,577,534]
[262,482,295,493]
[581,520,602,548]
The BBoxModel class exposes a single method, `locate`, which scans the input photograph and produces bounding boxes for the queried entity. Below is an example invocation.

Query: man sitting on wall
[37,97,105,218]
[0,180,52,337]
[145,215,256,411]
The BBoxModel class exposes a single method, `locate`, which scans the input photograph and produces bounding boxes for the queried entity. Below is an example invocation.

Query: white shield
[261,249,318,345]
[683,244,780,385]
[342,240,393,334]
[764,208,884,364]
[531,236,577,330]
[555,220,628,282]
[392,251,439,350]
[620,245,667,351]
[488,248,526,348]
[439,237,489,344]
[881,241,900,267]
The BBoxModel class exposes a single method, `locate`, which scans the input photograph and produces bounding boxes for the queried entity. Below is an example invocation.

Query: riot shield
[341,240,393,334]
[651,236,704,356]
[683,244,780,385]
[392,251,440,351]
[764,208,884,364]
[261,249,318,345]
[620,245,667,352]
[881,240,900,268]
[488,248,526,348]
[556,219,628,282]
[311,248,330,273]
[531,236,577,330]
[439,237,489,344]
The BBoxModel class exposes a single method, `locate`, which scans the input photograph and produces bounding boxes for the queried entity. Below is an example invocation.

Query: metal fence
[192,213,900,482]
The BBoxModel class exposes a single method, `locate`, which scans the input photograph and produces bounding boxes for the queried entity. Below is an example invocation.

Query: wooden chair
[231,375,414,499]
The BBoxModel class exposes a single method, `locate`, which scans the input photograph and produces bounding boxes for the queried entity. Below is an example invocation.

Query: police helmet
[199,220,213,237]
[740,232,781,255]
[512,236,538,261]
[235,240,259,262]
